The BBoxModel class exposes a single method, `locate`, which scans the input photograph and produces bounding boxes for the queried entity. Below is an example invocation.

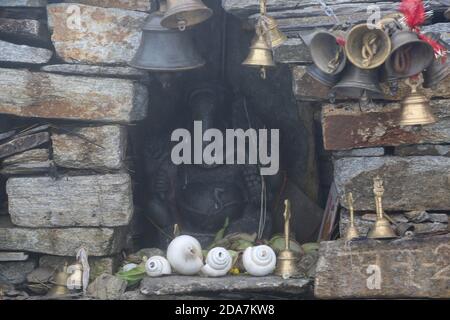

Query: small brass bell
[331,64,383,99]
[367,177,397,239]
[344,193,360,241]
[385,30,434,79]
[161,0,213,31]
[47,264,69,297]
[400,77,436,126]
[260,15,287,48]
[242,25,275,79]
[275,199,299,279]
[345,23,391,69]
[129,1,205,72]
[309,30,347,75]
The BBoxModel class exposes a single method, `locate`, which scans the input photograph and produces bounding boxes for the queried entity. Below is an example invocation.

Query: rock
[135,248,164,259]
[47,4,148,65]
[3,149,49,165]
[0,40,52,64]
[52,125,127,170]
[293,67,450,102]
[0,216,126,256]
[394,144,450,157]
[7,173,133,227]
[423,23,450,46]
[333,148,385,158]
[0,260,37,284]
[39,255,120,280]
[26,267,55,284]
[0,68,148,123]
[0,18,50,46]
[0,132,50,160]
[87,273,127,300]
[334,156,450,211]
[41,64,148,80]
[1,160,53,175]
[315,234,450,299]
[339,209,448,237]
[62,0,151,12]
[274,38,311,64]
[321,100,450,150]
[0,252,29,262]
[140,276,311,296]
[0,0,47,7]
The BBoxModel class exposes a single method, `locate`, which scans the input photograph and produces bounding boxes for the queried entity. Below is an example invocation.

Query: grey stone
[334,156,450,211]
[0,68,148,123]
[0,0,47,7]
[333,148,385,158]
[1,160,54,175]
[7,174,133,227]
[52,126,127,171]
[26,267,55,284]
[62,0,151,12]
[47,4,148,65]
[140,275,311,296]
[0,260,37,284]
[39,255,120,280]
[87,273,127,300]
[3,149,49,165]
[0,252,29,262]
[315,234,450,299]
[423,23,450,46]
[0,18,49,45]
[274,38,310,64]
[394,144,450,157]
[41,64,149,80]
[0,216,126,256]
[0,40,52,64]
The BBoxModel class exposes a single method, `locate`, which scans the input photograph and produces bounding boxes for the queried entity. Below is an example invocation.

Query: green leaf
[116,265,146,286]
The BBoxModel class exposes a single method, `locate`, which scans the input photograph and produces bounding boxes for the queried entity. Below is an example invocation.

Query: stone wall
[0,0,150,286]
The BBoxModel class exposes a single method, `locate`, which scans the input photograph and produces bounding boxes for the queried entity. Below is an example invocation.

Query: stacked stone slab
[0,1,150,285]
[222,0,450,299]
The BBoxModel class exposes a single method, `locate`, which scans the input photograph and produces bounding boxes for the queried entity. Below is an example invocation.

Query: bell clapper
[260,67,267,79]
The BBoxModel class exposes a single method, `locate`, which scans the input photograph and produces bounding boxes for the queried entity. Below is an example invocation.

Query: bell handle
[405,76,423,94]
[260,0,267,16]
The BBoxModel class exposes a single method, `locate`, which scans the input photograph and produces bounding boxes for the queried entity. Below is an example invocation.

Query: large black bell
[384,31,434,79]
[332,64,383,99]
[129,7,205,71]
[306,64,341,87]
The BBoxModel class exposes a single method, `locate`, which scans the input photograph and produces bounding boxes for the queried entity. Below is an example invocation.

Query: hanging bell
[306,64,341,87]
[400,77,436,126]
[161,0,213,31]
[345,24,391,69]
[422,32,450,89]
[331,64,383,99]
[309,30,347,75]
[47,265,69,297]
[129,4,205,72]
[242,27,275,79]
[260,15,287,48]
[385,30,434,79]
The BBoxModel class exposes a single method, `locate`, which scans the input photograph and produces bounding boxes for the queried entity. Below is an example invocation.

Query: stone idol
[143,83,283,247]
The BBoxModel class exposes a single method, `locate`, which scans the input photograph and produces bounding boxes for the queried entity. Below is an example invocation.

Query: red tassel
[335,36,346,47]
[399,0,426,30]
[418,33,448,61]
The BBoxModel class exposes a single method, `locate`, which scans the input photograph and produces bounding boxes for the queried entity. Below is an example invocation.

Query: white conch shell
[201,247,232,277]
[167,235,203,275]
[145,256,172,277]
[243,245,276,276]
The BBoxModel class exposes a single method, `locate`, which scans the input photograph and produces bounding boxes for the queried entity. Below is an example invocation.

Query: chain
[316,0,340,25]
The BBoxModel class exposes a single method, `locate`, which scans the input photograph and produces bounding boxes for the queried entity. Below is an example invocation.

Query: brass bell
[331,64,383,99]
[345,24,391,69]
[129,2,205,72]
[422,33,450,89]
[309,30,347,75]
[306,64,341,87]
[242,26,275,79]
[367,176,397,239]
[385,30,434,79]
[259,15,287,48]
[47,264,69,297]
[161,0,213,30]
[344,193,360,241]
[400,77,436,126]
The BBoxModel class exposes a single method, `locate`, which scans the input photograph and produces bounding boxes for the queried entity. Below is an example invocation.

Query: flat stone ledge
[140,276,311,296]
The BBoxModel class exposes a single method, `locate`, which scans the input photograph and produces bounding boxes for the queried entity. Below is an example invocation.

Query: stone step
[0,68,148,123]
[140,275,311,297]
[52,125,127,171]
[321,100,450,150]
[315,234,450,299]
[0,40,52,64]
[47,3,148,65]
[7,173,134,227]
[334,156,450,211]
[0,216,127,256]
